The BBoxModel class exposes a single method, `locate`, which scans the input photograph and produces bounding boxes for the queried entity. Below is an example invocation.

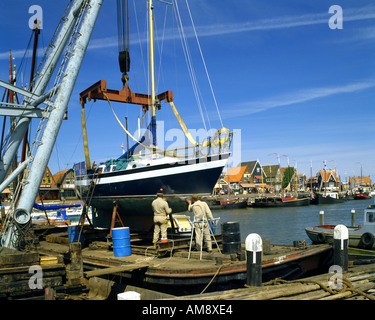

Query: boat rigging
[74,0,232,232]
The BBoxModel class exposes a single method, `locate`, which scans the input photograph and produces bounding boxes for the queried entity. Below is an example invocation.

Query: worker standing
[187,194,214,253]
[152,188,172,248]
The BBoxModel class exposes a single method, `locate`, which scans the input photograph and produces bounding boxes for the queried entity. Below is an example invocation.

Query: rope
[261,277,375,300]
[200,264,228,295]
[103,91,231,159]
[184,0,223,128]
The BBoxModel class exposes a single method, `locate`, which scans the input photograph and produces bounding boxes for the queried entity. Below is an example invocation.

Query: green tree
[282,167,295,189]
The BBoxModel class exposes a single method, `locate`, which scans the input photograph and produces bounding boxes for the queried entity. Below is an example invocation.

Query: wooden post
[333,224,348,271]
[67,242,84,285]
[351,209,355,227]
[320,210,324,225]
[110,201,124,237]
[245,233,262,287]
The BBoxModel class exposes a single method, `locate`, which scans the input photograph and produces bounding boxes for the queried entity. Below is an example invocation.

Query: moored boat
[209,199,248,210]
[305,208,375,250]
[354,193,372,200]
[310,192,346,205]
[251,196,310,208]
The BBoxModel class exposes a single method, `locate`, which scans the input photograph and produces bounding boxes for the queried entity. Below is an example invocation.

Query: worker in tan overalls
[187,194,215,253]
[152,188,172,248]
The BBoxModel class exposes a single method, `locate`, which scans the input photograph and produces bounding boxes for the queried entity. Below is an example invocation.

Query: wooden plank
[0,276,63,294]
[84,263,149,278]
[46,233,69,245]
[0,252,39,267]
[40,257,59,265]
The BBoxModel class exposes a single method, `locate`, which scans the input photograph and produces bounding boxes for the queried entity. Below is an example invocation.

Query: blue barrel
[68,226,84,244]
[112,227,131,257]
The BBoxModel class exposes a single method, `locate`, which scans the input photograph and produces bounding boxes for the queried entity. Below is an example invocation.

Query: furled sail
[118,115,156,159]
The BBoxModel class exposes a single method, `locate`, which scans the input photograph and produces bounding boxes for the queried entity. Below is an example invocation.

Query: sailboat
[74,0,232,232]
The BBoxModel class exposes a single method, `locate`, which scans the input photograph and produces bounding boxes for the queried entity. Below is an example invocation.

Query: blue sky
[0,0,374,182]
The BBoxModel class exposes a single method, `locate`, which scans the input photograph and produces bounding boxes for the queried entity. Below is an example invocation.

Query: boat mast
[148,0,157,151]
[149,0,156,117]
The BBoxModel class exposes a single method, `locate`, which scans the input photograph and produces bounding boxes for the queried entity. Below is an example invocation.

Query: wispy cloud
[219,80,375,119]
[87,5,375,50]
[2,5,374,59]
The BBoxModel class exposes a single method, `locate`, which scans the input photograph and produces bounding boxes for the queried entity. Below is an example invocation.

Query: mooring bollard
[351,209,355,227]
[245,233,262,287]
[320,210,324,225]
[333,224,348,271]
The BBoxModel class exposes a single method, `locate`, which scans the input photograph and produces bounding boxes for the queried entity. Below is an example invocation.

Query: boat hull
[305,226,375,250]
[251,197,310,208]
[354,194,372,200]
[117,244,333,295]
[75,154,230,231]
[310,193,345,205]
[209,200,248,210]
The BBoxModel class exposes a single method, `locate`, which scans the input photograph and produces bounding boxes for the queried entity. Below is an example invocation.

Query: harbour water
[197,199,374,245]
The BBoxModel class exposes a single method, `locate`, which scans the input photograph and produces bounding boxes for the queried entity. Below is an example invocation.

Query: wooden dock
[169,262,375,300]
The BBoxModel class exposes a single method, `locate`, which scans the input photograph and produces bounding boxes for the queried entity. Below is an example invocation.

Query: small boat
[251,196,310,208]
[354,193,372,200]
[31,203,92,227]
[305,208,375,249]
[310,192,346,204]
[209,199,248,210]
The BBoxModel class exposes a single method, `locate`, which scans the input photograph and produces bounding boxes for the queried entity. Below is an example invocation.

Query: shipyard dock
[1,221,375,303]
[0,222,334,300]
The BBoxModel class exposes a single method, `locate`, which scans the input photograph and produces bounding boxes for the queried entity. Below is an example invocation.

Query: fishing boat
[305,208,375,250]
[208,199,248,210]
[251,196,310,208]
[74,0,232,232]
[310,192,346,205]
[354,193,372,200]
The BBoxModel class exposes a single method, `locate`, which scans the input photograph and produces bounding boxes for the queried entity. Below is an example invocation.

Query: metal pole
[148,0,156,116]
[13,0,103,230]
[0,0,85,184]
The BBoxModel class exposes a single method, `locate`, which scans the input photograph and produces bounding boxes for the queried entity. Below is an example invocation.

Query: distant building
[223,166,249,193]
[53,169,78,200]
[306,176,318,191]
[38,167,59,201]
[316,169,341,191]
[349,176,372,191]
[297,173,307,191]
[240,161,266,183]
[262,164,283,191]
[239,160,269,192]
